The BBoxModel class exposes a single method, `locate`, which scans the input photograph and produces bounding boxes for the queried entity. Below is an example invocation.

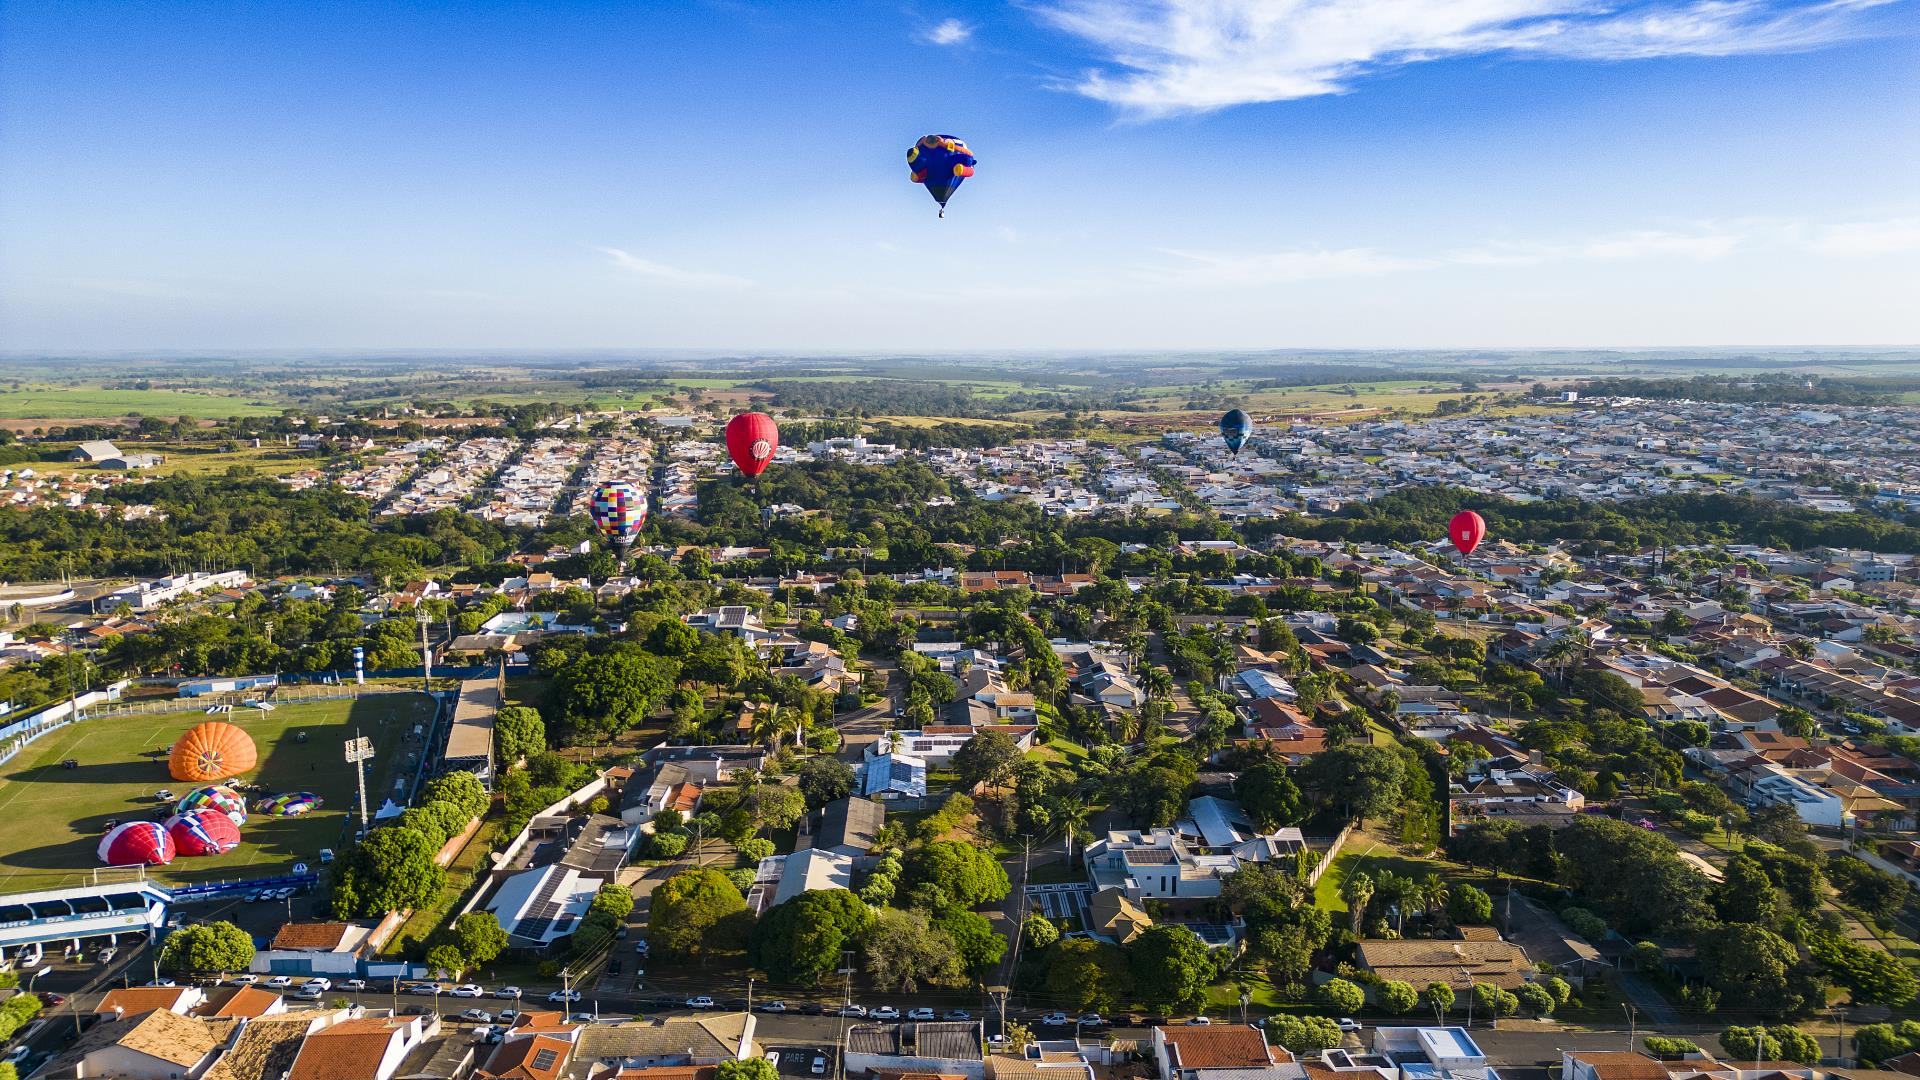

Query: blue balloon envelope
[1220,409,1253,456]
[907,134,976,216]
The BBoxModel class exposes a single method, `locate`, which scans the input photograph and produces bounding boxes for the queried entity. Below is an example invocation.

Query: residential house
[286,1014,435,1080]
[862,753,928,800]
[844,1022,987,1080]
[38,1008,234,1080]
[250,922,373,976]
[1149,1024,1285,1080]
[811,797,884,857]
[1355,939,1535,991]
[569,1014,757,1076]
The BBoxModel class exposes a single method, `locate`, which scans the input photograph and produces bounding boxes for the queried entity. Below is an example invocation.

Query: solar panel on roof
[532,1047,560,1070]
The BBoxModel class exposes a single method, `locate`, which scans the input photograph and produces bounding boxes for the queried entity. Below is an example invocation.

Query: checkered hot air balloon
[98,821,175,866]
[177,784,248,826]
[257,792,322,816]
[165,810,242,856]
[589,481,648,547]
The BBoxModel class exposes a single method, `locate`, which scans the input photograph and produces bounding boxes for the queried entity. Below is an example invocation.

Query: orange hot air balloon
[169,722,259,783]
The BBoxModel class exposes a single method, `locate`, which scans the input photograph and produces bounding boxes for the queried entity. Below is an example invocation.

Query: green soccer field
[0,695,434,895]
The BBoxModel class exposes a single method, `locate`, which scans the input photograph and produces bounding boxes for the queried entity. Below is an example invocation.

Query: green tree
[495,705,547,763]
[1265,1015,1343,1053]
[555,649,677,740]
[1299,745,1404,825]
[1023,914,1060,950]
[862,908,963,992]
[1448,884,1493,925]
[1232,760,1306,831]
[1316,978,1366,1014]
[938,910,1008,974]
[453,911,510,966]
[651,868,748,958]
[796,756,856,810]
[952,731,1026,790]
[907,841,1010,910]
[1714,855,1781,925]
[158,921,254,974]
[1378,980,1419,1014]
[1130,926,1213,1010]
[1515,983,1556,1017]
[751,889,874,985]
[331,826,445,918]
[1045,938,1134,1012]
[716,1061,779,1080]
[1421,981,1456,1018]
[426,943,468,976]
[1853,1023,1916,1064]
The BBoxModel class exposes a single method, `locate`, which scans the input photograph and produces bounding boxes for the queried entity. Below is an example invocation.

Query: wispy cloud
[600,247,751,288]
[920,18,974,45]
[1144,223,1758,285]
[1035,0,1897,116]
[1807,216,1920,257]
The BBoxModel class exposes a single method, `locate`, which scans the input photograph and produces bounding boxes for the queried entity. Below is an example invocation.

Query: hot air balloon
[1449,510,1486,556]
[169,722,258,783]
[165,810,242,857]
[257,792,322,817]
[725,412,779,479]
[589,481,648,554]
[907,134,975,218]
[1220,409,1253,456]
[98,821,175,866]
[178,784,248,826]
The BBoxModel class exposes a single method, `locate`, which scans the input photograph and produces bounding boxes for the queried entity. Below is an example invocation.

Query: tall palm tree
[1340,871,1375,936]
[1422,875,1452,930]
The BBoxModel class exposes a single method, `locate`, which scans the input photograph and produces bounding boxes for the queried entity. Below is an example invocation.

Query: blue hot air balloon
[1220,409,1253,456]
[907,134,976,218]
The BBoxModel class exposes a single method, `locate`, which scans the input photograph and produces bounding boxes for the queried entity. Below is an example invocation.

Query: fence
[80,682,418,720]
[1302,820,1356,888]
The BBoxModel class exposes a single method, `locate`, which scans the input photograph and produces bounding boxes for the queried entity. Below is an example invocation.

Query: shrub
[1643,1037,1700,1058]
[738,838,776,862]
[1377,979,1419,1014]
[1315,978,1365,1014]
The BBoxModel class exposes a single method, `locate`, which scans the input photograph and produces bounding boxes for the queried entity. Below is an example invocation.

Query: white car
[906,1008,935,1021]
[450,984,485,998]
[1185,1016,1211,1025]
[496,1010,520,1024]
[836,1004,867,1018]
[870,1006,900,1020]
[304,978,332,992]
[812,1057,829,1076]
[341,979,368,992]
[758,1001,788,1013]
[685,996,715,1009]
[1038,1012,1069,1026]
[409,984,442,996]
[1336,1018,1362,1033]
[765,1053,781,1070]
[295,984,326,999]
[97,948,118,963]
[264,976,292,989]
[229,975,260,986]
[547,990,582,1004]
[1077,1014,1106,1028]
[3,1047,29,1066]
[460,1008,493,1023]
[496,986,523,999]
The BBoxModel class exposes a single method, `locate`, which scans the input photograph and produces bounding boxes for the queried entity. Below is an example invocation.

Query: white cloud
[1034,0,1896,115]
[600,247,751,288]
[1808,216,1920,257]
[921,18,974,45]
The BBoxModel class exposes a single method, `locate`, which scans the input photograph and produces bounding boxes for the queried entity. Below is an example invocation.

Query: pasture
[0,694,430,894]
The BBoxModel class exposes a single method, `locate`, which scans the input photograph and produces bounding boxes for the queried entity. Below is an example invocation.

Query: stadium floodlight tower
[344,732,375,834]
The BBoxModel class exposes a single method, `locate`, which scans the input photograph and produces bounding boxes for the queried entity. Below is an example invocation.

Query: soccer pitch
[0,695,433,895]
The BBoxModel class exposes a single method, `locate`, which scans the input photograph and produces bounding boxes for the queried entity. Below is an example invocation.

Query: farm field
[24,444,325,479]
[0,693,431,894]
[0,386,284,420]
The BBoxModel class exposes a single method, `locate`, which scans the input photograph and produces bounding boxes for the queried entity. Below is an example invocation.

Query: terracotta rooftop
[480,1033,573,1080]
[96,987,195,1015]
[202,1015,316,1080]
[1569,1052,1676,1080]
[271,921,356,950]
[288,1016,410,1080]
[1160,1027,1279,1070]
[194,985,284,1018]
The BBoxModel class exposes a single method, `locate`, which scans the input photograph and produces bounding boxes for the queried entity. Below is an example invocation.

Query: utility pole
[1623,1003,1637,1052]
[836,963,853,1080]
[345,732,375,835]
[561,967,574,1024]
[417,606,432,692]
[1833,1007,1848,1066]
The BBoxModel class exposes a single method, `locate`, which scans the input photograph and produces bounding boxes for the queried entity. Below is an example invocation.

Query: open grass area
[0,386,284,419]
[0,694,432,894]
[26,443,324,479]
[386,812,510,955]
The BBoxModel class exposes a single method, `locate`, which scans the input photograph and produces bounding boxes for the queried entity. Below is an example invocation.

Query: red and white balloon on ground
[98,821,176,866]
[165,810,242,856]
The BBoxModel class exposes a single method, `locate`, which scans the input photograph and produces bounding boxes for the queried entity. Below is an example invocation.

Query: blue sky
[1,0,1914,351]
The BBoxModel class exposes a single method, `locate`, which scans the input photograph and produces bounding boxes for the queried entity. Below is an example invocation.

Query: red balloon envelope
[165,810,242,856]
[725,412,779,478]
[98,821,176,866]
[1449,510,1487,556]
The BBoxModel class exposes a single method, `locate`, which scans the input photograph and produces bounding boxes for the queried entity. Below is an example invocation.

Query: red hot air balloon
[98,821,176,866]
[1449,510,1487,556]
[725,412,779,478]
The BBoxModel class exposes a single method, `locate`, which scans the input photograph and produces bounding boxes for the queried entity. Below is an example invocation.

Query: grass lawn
[0,694,432,893]
[0,386,283,419]
[386,813,510,955]
[1313,840,1453,912]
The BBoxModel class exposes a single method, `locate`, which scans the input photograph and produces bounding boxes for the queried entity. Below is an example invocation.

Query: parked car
[96,948,118,964]
[765,1054,781,1070]
[987,1035,1011,1051]
[460,1009,493,1023]
[634,939,650,955]
[684,996,715,1010]
[4,1047,30,1066]
[471,1024,496,1042]
[496,1010,520,1024]
[401,1004,434,1016]
[341,979,368,992]
[496,986,522,999]
[295,985,325,1000]
[798,1002,825,1016]
[1038,1012,1070,1027]
[836,1004,867,1018]
[869,1006,899,1020]
[409,984,442,996]
[608,959,622,976]
[1184,1017,1211,1025]
[304,978,332,992]
[942,1010,971,1021]
[546,990,582,1004]
[36,993,65,1007]
[906,1008,935,1021]
[1077,1014,1106,1028]
[450,984,485,998]
[318,848,335,864]
[1336,1018,1362,1033]
[721,998,749,1011]
[758,1001,788,1013]
[812,1056,829,1076]
[228,975,259,986]
[263,975,292,989]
